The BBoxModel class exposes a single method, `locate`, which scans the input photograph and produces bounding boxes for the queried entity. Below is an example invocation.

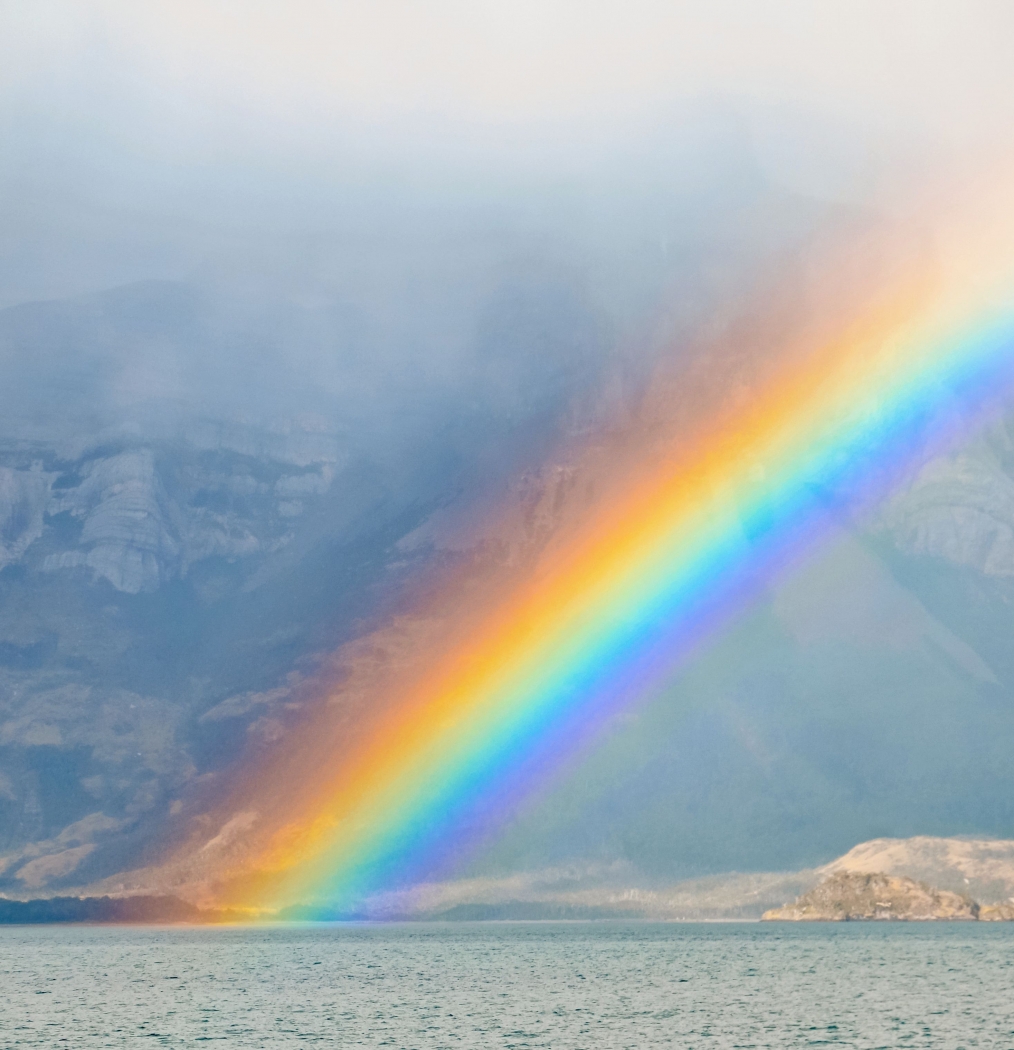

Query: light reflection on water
[2,921,1013,1047]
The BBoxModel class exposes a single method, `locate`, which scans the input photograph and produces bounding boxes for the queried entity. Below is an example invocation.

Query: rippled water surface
[3,921,1013,1047]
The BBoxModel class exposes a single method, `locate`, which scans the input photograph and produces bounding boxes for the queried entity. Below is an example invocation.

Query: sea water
[2,921,1012,1048]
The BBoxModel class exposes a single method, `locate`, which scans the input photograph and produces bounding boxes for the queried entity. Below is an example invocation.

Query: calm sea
[2,921,1012,1048]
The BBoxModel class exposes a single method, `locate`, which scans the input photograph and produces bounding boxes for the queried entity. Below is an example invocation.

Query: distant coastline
[0,896,242,925]
[6,835,1014,925]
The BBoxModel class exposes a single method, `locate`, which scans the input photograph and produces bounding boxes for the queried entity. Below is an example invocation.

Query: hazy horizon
[3,2,1014,917]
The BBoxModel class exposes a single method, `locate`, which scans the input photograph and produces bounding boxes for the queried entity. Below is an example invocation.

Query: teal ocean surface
[3,922,1013,1048]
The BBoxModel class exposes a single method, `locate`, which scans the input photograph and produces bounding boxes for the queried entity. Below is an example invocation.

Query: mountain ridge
[4,276,1014,895]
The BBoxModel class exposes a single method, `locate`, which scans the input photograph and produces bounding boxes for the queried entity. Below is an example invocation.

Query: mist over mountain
[6,254,1014,897]
[0,270,604,888]
[0,118,841,895]
[4,4,1014,904]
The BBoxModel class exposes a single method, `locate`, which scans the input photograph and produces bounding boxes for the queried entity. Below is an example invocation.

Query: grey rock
[879,446,1014,576]
[0,467,52,570]
[45,450,184,593]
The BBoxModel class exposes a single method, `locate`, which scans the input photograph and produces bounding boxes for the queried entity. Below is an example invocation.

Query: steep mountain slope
[0,275,611,893]
[5,269,1014,899]
[465,425,1014,881]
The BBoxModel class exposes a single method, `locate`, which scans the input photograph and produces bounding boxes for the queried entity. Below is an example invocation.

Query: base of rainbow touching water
[233,300,1014,916]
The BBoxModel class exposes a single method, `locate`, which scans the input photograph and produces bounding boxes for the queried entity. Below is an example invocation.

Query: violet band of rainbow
[243,299,1014,911]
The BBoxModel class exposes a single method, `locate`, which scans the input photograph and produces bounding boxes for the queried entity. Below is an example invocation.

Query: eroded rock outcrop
[762,871,979,921]
[879,446,1014,577]
[0,467,52,570]
[44,450,184,593]
[979,902,1014,921]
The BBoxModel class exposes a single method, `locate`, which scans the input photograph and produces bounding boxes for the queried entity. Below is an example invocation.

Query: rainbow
[204,227,1014,915]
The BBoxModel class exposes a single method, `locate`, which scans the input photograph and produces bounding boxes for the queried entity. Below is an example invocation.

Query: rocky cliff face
[761,834,1014,920]
[0,276,610,894]
[0,428,349,889]
[762,871,980,921]
[0,467,51,572]
[879,436,1014,577]
[5,273,1014,897]
[980,903,1014,920]
[30,445,333,594]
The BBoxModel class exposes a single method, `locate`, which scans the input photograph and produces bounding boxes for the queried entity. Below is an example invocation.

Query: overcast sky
[4,8,1012,183]
[5,1,1012,131]
[2,3,1012,306]
[4,1,1014,893]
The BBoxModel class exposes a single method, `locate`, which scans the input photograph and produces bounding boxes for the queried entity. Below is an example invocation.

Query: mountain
[4,269,1014,900]
[0,275,611,894]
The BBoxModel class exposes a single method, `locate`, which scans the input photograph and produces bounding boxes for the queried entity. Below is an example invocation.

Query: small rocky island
[762,871,1014,921]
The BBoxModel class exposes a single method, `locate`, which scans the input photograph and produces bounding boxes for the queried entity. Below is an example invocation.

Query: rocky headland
[762,870,987,921]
